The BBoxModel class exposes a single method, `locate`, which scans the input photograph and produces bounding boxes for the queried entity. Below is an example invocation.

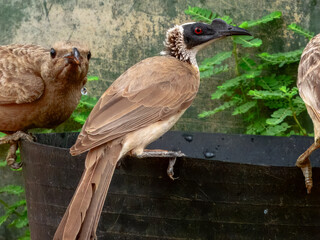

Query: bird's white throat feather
[160,25,199,68]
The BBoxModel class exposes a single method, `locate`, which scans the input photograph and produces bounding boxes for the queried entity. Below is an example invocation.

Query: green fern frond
[246,119,267,135]
[258,48,303,67]
[264,99,288,109]
[72,113,89,125]
[218,70,261,90]
[232,101,257,115]
[239,11,282,28]
[233,36,262,48]
[184,6,216,23]
[198,98,240,118]
[266,108,293,125]
[239,57,257,71]
[76,95,98,109]
[0,185,24,195]
[288,23,314,40]
[257,75,293,91]
[248,89,285,100]
[200,51,232,66]
[211,88,229,100]
[263,122,290,136]
[184,6,232,24]
[200,65,229,78]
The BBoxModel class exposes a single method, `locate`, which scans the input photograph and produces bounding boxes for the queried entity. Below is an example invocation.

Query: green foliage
[239,11,282,28]
[288,23,314,40]
[199,51,231,78]
[0,180,29,239]
[198,98,241,118]
[185,7,313,136]
[87,76,99,81]
[70,76,100,127]
[185,6,232,24]
[232,101,257,115]
[71,95,98,126]
[0,185,24,195]
[233,36,262,48]
[184,6,216,23]
[258,49,304,67]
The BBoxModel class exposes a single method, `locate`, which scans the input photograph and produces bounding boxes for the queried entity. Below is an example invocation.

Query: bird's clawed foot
[135,149,185,180]
[167,158,178,180]
[296,155,313,194]
[0,131,35,144]
[6,142,22,169]
[0,131,35,169]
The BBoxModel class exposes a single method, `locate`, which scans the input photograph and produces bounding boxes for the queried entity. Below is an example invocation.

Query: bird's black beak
[211,19,251,37]
[63,47,81,65]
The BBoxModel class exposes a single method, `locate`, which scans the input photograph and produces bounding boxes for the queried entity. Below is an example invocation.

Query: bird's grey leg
[6,142,22,169]
[134,149,185,180]
[0,131,34,144]
[0,131,34,169]
[296,138,320,194]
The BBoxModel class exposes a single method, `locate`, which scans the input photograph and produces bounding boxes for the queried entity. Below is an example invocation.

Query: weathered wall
[0,0,316,133]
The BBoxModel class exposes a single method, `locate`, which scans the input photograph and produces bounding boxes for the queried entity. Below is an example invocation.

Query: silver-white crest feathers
[160,25,199,67]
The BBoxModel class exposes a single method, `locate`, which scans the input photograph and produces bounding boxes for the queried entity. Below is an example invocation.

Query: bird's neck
[160,25,198,68]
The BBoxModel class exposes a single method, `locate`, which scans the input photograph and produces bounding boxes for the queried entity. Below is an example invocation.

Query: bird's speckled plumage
[297,33,320,193]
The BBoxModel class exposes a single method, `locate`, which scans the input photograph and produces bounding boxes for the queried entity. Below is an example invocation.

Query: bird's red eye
[194,27,203,35]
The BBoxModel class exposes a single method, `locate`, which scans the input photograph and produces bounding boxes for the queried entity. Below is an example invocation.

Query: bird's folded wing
[0,71,44,104]
[71,56,199,155]
[298,45,320,115]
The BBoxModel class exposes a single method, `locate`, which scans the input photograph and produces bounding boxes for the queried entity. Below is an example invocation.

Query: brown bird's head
[41,41,90,86]
[161,19,251,66]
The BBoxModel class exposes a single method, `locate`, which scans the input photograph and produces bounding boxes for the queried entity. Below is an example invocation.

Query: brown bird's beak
[63,47,81,65]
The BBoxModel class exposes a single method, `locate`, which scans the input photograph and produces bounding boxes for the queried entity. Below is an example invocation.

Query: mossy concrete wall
[0,0,319,237]
[1,0,317,133]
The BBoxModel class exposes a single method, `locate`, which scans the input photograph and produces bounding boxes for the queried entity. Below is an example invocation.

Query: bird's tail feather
[53,140,122,240]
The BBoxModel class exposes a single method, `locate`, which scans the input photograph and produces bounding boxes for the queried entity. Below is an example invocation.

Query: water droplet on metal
[183,134,193,142]
[204,151,215,158]
[81,87,88,95]
[264,209,268,215]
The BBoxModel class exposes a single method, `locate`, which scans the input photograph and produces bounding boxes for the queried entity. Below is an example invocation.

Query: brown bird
[0,41,90,168]
[297,33,320,193]
[54,19,250,239]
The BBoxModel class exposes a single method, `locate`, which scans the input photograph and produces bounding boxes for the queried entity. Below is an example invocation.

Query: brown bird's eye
[50,48,56,58]
[194,27,203,35]
[87,51,91,60]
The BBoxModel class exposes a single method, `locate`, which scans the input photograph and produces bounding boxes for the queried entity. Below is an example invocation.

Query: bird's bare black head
[161,19,251,66]
[182,19,251,49]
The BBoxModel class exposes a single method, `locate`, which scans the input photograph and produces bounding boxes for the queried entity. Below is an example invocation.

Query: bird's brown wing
[298,35,320,121]
[71,56,199,155]
[0,74,44,104]
[0,45,45,104]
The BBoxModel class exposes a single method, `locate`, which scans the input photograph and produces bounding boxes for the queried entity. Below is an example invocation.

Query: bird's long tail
[53,140,122,240]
